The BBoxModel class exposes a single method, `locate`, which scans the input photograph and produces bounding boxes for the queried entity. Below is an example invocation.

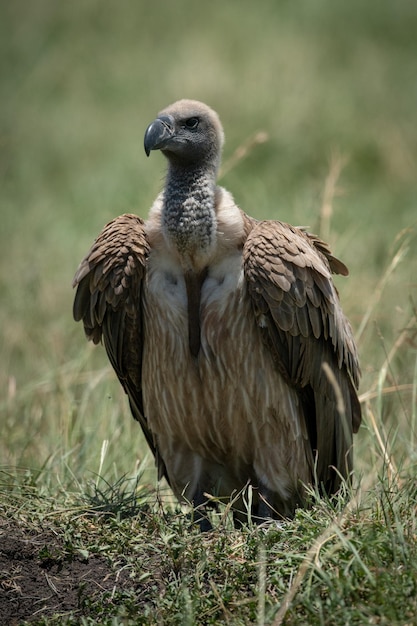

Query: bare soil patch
[0,521,132,624]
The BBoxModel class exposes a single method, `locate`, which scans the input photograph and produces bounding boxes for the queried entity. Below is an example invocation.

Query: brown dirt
[0,522,132,624]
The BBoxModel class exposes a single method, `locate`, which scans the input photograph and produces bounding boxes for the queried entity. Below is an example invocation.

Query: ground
[0,521,132,624]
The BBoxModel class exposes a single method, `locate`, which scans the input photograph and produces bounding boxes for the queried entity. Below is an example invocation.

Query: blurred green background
[1,1,416,481]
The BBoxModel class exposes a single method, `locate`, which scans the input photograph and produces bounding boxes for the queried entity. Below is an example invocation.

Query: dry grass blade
[356,230,412,344]
[272,525,339,625]
[256,544,267,626]
[412,354,417,447]
[271,479,372,626]
[219,131,269,179]
[209,579,233,624]
[322,362,345,418]
[318,151,348,243]
[365,401,399,484]
[371,314,416,395]
[322,361,353,446]
[359,383,415,404]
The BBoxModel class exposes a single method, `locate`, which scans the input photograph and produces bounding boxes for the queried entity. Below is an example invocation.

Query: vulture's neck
[162,163,218,270]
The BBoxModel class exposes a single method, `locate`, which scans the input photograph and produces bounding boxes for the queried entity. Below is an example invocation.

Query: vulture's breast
[141,247,310,489]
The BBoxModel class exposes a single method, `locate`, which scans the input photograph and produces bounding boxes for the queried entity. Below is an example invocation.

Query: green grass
[2,470,417,624]
[1,1,417,624]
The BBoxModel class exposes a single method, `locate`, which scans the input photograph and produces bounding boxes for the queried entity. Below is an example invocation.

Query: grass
[1,1,417,623]
[2,468,417,624]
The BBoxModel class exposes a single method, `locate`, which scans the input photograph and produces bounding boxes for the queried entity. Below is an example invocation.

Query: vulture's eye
[184,117,199,129]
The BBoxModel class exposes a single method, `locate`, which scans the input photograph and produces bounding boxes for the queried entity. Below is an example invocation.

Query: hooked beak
[144,115,175,156]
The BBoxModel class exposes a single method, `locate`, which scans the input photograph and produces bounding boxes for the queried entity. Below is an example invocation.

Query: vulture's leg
[255,484,277,523]
[191,487,213,532]
[254,483,297,523]
[231,484,276,527]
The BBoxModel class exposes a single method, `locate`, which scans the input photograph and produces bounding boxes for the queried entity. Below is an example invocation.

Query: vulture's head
[144,99,224,171]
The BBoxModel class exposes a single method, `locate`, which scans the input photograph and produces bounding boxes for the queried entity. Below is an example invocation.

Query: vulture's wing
[72,214,165,477]
[243,220,361,493]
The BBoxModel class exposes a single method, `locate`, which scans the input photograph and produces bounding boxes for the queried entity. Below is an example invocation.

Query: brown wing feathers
[72,214,161,463]
[244,220,361,491]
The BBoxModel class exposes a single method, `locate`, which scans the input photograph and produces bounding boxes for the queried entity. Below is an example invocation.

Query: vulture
[73,99,361,528]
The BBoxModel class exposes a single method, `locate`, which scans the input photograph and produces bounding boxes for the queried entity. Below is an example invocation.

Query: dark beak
[144,115,175,156]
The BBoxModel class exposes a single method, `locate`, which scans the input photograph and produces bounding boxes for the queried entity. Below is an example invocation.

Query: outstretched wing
[243,219,361,493]
[72,214,165,476]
